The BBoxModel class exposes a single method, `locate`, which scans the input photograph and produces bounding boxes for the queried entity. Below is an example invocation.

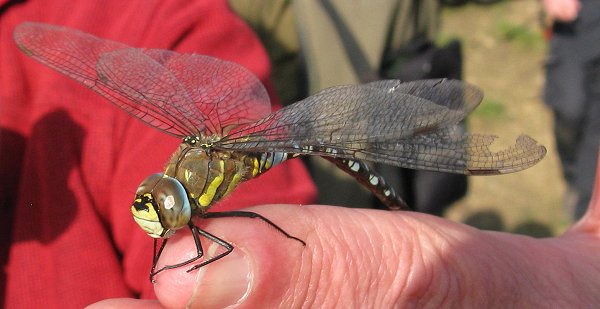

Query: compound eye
[135,173,164,196]
[152,176,191,230]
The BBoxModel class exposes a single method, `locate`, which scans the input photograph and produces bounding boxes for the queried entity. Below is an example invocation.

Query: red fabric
[0,1,317,307]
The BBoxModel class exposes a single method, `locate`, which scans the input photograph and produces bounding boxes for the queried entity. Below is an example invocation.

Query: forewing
[140,50,272,136]
[216,79,545,174]
[13,22,198,137]
[96,49,204,136]
[364,79,483,115]
[13,22,272,138]
[219,79,480,146]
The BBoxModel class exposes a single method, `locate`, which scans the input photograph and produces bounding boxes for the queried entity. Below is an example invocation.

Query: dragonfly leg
[149,238,171,283]
[149,211,302,282]
[149,222,233,283]
[184,226,233,273]
[203,211,306,246]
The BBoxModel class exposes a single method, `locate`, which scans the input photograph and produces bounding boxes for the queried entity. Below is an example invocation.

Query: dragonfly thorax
[171,143,291,207]
[183,134,222,150]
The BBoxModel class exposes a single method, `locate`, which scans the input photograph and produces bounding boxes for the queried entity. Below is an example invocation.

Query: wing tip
[467,134,547,175]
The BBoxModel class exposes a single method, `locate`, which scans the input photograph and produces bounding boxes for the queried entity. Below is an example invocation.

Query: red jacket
[0,0,316,307]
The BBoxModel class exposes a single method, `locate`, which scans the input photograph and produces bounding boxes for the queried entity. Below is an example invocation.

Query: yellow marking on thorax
[224,173,243,197]
[252,158,260,176]
[198,160,225,207]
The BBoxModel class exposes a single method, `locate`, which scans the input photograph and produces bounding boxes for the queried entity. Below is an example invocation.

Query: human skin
[543,0,581,22]
[89,155,600,308]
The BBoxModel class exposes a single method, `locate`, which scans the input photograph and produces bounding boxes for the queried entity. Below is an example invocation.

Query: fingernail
[189,244,253,308]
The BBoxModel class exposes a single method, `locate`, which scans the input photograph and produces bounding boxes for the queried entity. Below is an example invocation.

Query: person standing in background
[543,0,600,219]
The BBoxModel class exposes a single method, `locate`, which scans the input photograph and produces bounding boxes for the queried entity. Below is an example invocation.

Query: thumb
[152,204,429,308]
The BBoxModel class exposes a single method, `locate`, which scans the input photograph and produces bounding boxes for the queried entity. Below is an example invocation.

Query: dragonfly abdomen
[255,151,289,173]
[323,157,410,210]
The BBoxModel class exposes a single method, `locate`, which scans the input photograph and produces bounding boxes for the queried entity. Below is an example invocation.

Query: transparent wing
[216,79,546,174]
[363,79,482,115]
[13,22,272,138]
[140,49,272,135]
[344,129,547,175]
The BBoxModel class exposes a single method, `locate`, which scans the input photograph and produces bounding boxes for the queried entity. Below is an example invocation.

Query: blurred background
[440,1,567,236]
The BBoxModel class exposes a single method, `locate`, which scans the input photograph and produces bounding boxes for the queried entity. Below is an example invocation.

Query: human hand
[88,162,600,308]
[543,0,581,22]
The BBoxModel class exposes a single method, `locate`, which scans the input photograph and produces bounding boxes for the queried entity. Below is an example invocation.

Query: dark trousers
[544,2,600,219]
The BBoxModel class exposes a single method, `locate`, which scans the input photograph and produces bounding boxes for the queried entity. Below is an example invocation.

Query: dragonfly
[14,22,546,282]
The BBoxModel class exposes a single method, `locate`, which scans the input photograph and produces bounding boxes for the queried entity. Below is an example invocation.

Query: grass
[472,98,506,119]
[496,20,545,49]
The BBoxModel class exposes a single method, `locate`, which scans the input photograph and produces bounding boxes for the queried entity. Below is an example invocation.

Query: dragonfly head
[131,173,191,239]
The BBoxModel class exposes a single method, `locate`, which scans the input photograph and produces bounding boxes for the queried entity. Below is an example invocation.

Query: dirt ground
[439,1,570,235]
